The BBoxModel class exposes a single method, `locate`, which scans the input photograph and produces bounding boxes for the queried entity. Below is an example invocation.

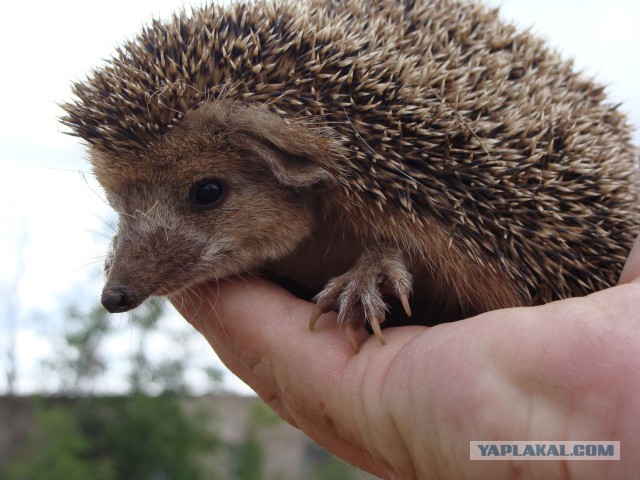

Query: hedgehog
[61,0,639,349]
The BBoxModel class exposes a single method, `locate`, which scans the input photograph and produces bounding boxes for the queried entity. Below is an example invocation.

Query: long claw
[309,304,325,331]
[370,317,386,345]
[400,293,412,317]
[344,324,360,352]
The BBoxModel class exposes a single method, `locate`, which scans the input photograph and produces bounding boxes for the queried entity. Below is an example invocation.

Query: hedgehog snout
[99,212,211,314]
[101,283,142,313]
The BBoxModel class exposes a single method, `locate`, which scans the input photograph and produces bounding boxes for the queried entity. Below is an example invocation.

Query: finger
[171,277,388,474]
[171,276,361,377]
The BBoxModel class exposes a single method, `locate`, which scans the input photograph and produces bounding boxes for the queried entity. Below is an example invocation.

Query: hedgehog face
[98,101,340,313]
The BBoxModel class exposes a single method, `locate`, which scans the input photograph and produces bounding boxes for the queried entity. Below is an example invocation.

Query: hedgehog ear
[252,138,335,188]
[233,109,338,188]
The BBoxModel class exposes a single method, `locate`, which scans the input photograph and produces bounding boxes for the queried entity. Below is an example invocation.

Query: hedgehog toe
[310,248,413,350]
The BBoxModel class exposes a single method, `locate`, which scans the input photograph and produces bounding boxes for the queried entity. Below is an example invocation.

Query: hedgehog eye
[192,179,225,207]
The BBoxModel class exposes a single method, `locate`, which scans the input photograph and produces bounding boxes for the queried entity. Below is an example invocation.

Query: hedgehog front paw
[309,249,412,351]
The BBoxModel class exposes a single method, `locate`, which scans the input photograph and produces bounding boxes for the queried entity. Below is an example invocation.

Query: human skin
[172,236,640,479]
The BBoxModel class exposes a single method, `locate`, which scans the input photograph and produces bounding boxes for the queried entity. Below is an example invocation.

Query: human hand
[172,237,640,479]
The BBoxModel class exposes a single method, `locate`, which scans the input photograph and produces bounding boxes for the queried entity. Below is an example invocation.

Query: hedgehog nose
[101,285,138,313]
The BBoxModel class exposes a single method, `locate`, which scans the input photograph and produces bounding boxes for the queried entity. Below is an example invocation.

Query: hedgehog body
[62,0,639,331]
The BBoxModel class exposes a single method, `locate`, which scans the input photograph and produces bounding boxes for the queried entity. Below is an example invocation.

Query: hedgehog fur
[62,0,639,324]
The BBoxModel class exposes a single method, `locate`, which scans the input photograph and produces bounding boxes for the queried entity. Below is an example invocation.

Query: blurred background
[0,0,638,478]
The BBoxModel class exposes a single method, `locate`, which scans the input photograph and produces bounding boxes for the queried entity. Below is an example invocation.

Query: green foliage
[42,302,112,395]
[3,402,112,480]
[43,295,222,396]
[4,288,223,479]
[230,402,271,480]
[4,396,219,480]
[126,298,192,395]
[233,429,264,480]
[80,394,218,480]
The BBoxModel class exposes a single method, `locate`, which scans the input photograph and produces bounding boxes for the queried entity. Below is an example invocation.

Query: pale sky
[0,0,638,394]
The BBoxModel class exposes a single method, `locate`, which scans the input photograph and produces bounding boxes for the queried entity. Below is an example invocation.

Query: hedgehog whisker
[84,229,114,241]
[90,212,117,233]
